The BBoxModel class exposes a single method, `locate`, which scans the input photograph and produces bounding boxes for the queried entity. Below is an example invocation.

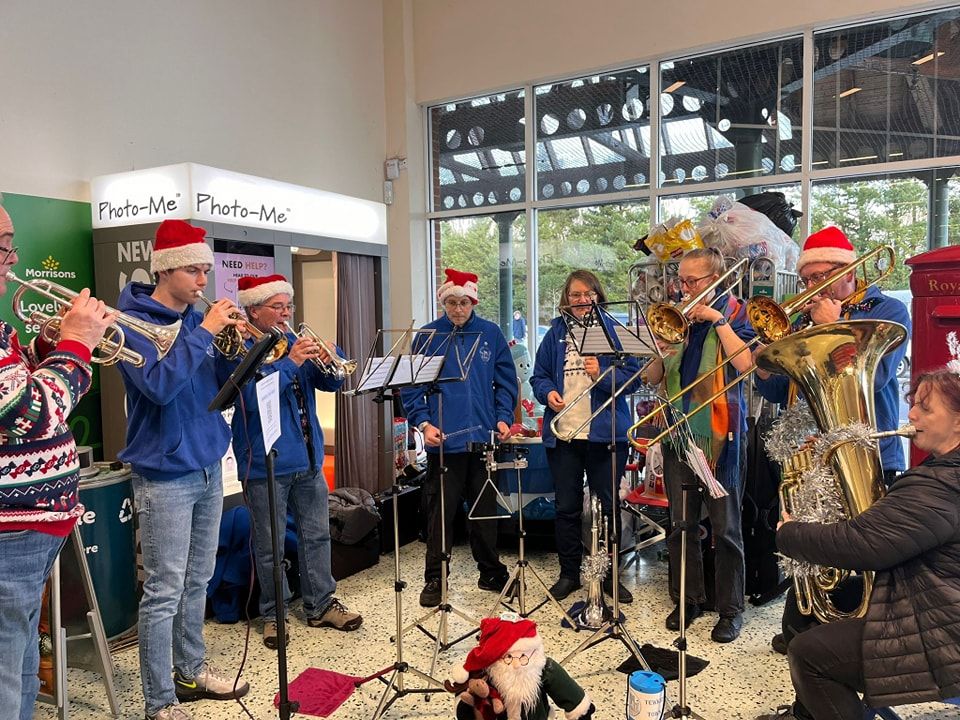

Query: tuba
[577,495,612,629]
[755,319,908,622]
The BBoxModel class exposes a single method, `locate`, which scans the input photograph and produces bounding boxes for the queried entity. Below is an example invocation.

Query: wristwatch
[712,317,728,328]
[418,421,430,432]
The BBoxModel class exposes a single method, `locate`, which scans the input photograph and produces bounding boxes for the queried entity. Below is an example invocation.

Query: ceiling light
[912,51,945,66]
[889,152,904,158]
[664,81,686,93]
[838,87,862,98]
[812,160,829,166]
[291,246,300,253]
[839,154,877,163]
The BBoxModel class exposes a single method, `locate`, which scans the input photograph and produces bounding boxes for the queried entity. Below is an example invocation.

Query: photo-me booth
[89,163,391,497]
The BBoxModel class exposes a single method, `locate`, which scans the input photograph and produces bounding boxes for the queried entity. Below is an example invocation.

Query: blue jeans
[0,529,64,720]
[132,463,222,715]
[245,469,336,620]
[546,440,628,580]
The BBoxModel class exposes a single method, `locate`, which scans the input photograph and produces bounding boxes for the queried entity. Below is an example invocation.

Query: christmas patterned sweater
[0,322,93,536]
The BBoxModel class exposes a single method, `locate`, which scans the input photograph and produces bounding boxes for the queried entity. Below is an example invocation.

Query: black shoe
[665,602,702,630]
[711,614,743,643]
[419,579,442,607]
[478,572,510,593]
[755,705,799,719]
[548,577,581,600]
[771,632,788,655]
[601,576,633,604]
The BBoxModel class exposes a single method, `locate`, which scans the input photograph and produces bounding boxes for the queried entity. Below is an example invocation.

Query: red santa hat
[237,274,295,307]
[796,226,856,275]
[150,220,214,274]
[438,268,479,305]
[0,205,13,236]
[451,617,540,684]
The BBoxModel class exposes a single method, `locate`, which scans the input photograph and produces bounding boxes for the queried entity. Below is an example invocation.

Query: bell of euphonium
[577,495,612,630]
[756,319,908,623]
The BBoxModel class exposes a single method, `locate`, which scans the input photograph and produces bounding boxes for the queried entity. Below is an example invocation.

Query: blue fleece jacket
[220,333,343,478]
[754,286,910,472]
[531,315,642,448]
[116,282,231,480]
[399,312,518,453]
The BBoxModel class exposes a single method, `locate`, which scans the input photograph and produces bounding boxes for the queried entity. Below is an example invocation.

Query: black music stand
[556,301,657,670]
[346,327,449,719]
[393,326,485,679]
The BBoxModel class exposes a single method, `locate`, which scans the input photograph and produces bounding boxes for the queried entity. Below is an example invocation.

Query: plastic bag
[739,191,802,239]
[645,218,704,262]
[697,199,800,272]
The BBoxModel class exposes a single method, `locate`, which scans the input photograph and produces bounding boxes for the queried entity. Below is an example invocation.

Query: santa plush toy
[448,616,594,720]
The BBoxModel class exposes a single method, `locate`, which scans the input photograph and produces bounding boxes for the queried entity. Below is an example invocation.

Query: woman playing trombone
[642,246,755,643]
[531,269,641,604]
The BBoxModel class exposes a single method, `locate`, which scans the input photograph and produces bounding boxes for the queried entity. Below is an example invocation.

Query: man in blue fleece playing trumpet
[401,268,518,607]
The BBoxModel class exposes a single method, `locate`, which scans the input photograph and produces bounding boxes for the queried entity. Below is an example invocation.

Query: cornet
[285,322,357,379]
[196,295,288,363]
[7,271,180,367]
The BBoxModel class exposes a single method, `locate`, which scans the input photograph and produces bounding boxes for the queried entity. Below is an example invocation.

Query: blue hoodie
[754,285,911,472]
[222,333,343,478]
[531,315,642,448]
[116,282,231,480]
[400,311,517,453]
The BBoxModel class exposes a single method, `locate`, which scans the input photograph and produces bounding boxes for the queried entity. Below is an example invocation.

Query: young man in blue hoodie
[226,274,362,649]
[400,268,518,607]
[117,220,250,720]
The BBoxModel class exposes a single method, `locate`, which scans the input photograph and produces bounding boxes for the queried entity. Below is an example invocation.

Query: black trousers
[423,452,506,582]
[788,618,866,720]
[663,443,746,617]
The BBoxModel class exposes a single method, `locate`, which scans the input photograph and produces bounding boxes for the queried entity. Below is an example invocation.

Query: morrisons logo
[25,255,77,280]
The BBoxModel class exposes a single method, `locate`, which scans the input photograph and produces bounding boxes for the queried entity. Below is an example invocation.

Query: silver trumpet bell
[7,271,180,367]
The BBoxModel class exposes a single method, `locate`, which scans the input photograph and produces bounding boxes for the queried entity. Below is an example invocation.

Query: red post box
[906,245,960,464]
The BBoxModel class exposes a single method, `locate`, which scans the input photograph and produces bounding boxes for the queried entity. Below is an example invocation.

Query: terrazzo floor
[34,540,955,720]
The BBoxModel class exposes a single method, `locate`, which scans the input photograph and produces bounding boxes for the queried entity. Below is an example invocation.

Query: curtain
[334,253,383,494]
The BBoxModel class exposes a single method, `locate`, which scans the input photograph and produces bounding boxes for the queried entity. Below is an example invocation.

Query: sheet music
[391,354,444,385]
[614,324,658,356]
[580,325,613,355]
[356,356,396,393]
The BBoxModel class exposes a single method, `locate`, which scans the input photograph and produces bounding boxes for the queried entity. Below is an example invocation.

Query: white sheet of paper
[256,372,282,454]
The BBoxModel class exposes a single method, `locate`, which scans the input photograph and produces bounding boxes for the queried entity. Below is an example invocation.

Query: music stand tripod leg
[370,481,444,720]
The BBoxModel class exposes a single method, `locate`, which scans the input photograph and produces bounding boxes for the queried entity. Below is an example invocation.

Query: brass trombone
[196,295,288,363]
[626,245,896,450]
[285,322,357,379]
[7,271,180,367]
[647,258,750,344]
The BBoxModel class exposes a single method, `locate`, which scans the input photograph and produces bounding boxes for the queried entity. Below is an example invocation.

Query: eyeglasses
[443,298,473,309]
[0,246,18,264]
[796,268,843,290]
[568,291,597,301]
[500,649,537,666]
[260,302,296,313]
[678,274,713,288]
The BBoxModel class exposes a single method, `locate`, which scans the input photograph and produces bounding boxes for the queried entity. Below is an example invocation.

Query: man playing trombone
[642,247,755,643]
[225,273,362,649]
[117,220,250,720]
[0,202,116,720]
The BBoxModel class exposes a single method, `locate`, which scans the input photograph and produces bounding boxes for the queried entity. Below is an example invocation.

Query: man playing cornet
[0,202,116,720]
[225,274,362,650]
[117,220,250,720]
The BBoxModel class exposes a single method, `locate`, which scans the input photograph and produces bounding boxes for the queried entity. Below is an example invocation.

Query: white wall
[0,0,386,203]
[411,0,933,103]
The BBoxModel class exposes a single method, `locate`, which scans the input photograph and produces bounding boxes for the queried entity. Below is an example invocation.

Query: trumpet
[7,271,180,367]
[285,322,357,379]
[195,295,288,363]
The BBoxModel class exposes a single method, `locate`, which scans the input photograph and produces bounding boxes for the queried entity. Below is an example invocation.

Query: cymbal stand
[482,444,577,626]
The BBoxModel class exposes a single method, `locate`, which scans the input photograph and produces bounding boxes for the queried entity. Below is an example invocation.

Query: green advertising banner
[0,193,103,456]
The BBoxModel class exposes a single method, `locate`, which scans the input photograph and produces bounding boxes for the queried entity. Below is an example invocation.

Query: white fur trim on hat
[795,246,856,273]
[237,279,295,307]
[150,242,214,274]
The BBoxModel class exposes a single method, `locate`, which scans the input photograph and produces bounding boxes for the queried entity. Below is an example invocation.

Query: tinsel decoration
[764,400,817,462]
[580,552,610,585]
[779,421,878,581]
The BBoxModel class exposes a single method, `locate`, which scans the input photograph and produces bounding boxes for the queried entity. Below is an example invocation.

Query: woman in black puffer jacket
[774,365,960,720]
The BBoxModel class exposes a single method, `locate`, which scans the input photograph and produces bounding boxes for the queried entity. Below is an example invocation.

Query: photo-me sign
[91,163,387,244]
